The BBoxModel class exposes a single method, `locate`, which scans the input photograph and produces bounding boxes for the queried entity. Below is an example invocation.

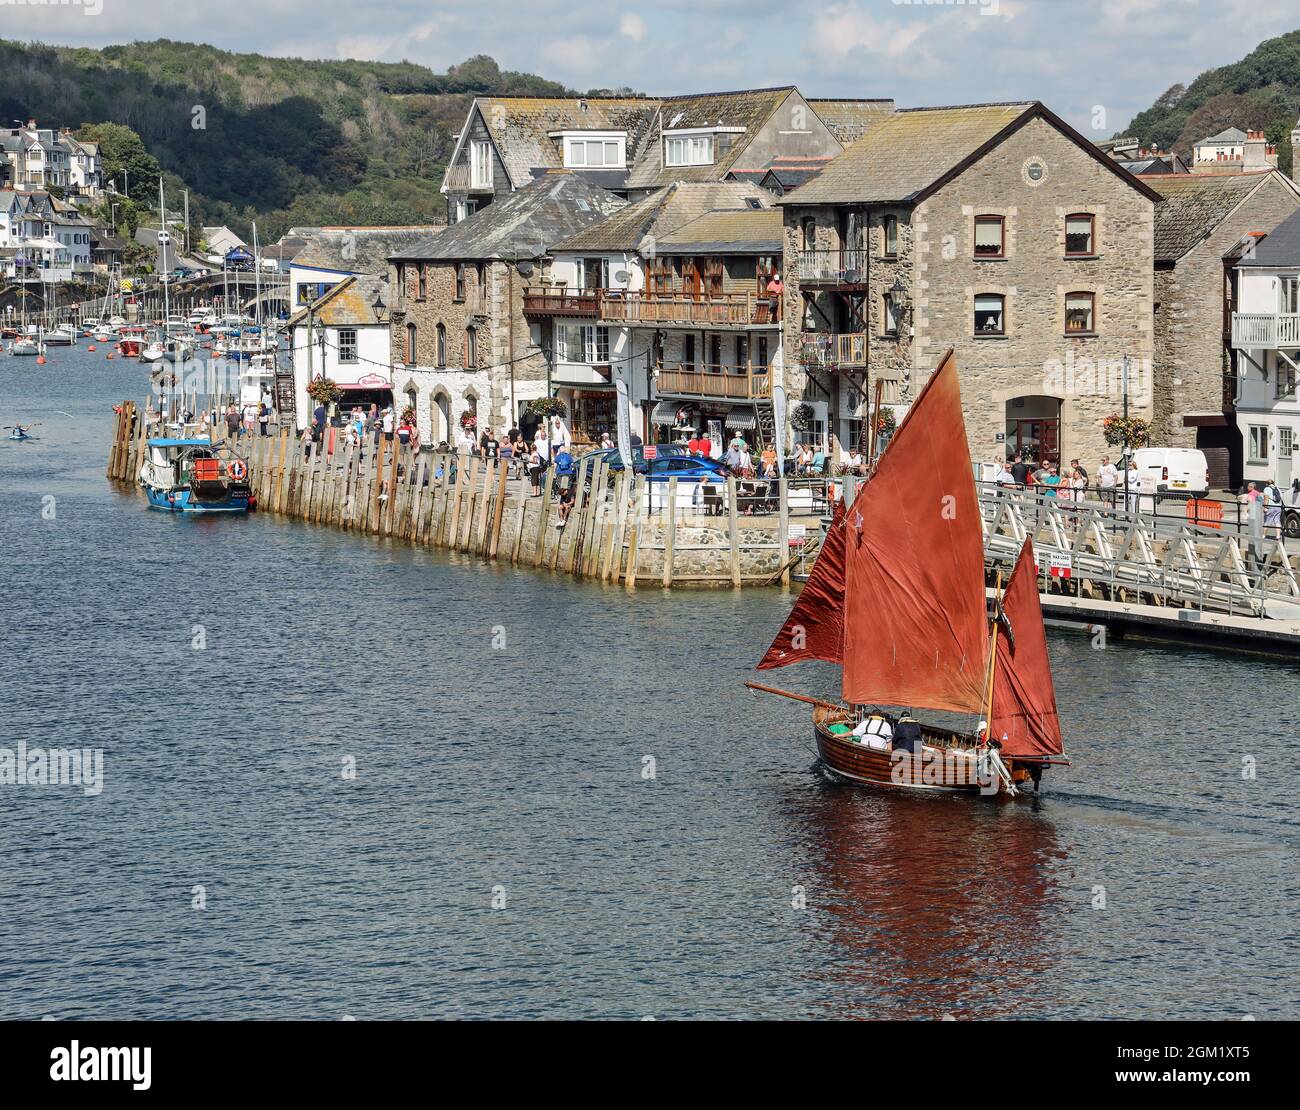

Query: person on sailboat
[893,712,923,754]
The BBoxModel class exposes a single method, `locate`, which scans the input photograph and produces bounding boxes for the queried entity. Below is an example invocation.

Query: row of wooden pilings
[107,401,796,588]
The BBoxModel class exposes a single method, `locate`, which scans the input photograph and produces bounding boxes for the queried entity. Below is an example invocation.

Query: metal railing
[796,248,867,283]
[1231,312,1300,348]
[799,331,868,368]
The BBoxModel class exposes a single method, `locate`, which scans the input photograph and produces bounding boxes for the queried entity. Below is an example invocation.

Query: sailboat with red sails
[747,350,1067,797]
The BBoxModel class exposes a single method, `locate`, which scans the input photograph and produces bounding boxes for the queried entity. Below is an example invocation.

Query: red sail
[991,540,1064,757]
[841,352,989,714]
[757,500,845,669]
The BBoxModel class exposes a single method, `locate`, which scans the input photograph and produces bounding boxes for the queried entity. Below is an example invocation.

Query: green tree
[75,122,162,202]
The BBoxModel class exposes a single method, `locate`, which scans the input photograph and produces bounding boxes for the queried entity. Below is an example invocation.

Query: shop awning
[651,400,686,426]
[1183,412,1230,427]
[725,407,756,430]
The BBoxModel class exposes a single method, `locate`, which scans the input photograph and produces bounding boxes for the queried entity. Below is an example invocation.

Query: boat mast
[980,570,1004,745]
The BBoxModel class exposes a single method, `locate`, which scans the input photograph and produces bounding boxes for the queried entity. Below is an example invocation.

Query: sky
[4,0,1299,135]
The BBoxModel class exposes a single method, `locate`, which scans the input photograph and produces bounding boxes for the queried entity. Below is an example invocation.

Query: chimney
[1243,130,1269,170]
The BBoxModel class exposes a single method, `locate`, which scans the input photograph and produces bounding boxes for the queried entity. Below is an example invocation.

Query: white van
[1128,447,1210,500]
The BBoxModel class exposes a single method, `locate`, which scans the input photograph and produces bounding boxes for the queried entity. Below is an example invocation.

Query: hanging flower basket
[306,376,341,404]
[525,397,568,419]
[459,410,477,430]
[876,408,897,436]
[791,402,815,431]
[1102,413,1150,449]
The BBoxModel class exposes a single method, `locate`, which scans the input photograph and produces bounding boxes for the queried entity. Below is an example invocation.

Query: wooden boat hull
[812,705,1030,796]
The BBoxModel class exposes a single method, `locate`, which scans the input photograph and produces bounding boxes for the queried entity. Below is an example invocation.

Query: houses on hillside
[0,121,102,197]
[0,189,94,283]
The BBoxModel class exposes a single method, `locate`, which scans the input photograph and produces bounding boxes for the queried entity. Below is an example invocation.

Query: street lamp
[371,288,386,322]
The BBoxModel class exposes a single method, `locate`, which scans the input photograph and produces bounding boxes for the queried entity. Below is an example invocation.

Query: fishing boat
[139,437,255,514]
[116,326,149,359]
[747,350,1066,798]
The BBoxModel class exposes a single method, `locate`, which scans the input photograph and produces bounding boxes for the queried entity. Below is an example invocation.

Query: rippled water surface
[1,347,1297,1019]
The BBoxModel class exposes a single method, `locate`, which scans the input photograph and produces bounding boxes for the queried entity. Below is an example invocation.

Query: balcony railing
[1231,312,1300,349]
[601,291,776,326]
[796,248,868,284]
[655,363,772,400]
[522,288,599,316]
[799,331,868,368]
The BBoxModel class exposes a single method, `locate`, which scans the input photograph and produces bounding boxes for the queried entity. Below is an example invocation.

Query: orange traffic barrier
[1186,499,1222,529]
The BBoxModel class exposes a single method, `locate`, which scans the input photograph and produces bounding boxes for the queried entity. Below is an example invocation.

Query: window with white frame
[664,134,714,167]
[1281,275,1300,314]
[1277,358,1297,399]
[469,140,493,188]
[1249,424,1269,463]
[557,323,610,364]
[1279,427,1295,458]
[565,137,624,168]
[337,327,358,364]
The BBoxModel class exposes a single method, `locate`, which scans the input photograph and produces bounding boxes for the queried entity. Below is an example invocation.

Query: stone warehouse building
[778,101,1162,469]
[1144,169,1300,488]
[387,173,626,445]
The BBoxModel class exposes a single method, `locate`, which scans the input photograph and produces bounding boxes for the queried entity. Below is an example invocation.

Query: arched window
[465,325,478,368]
[436,323,446,368]
[405,322,418,364]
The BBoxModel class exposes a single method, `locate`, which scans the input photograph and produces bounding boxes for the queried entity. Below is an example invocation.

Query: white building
[1230,209,1300,487]
[288,274,395,430]
[0,189,93,283]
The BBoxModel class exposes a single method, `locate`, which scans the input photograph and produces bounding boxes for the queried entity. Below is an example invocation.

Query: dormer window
[554,131,626,169]
[665,133,715,167]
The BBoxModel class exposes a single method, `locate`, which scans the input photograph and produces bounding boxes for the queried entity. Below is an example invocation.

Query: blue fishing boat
[140,437,255,514]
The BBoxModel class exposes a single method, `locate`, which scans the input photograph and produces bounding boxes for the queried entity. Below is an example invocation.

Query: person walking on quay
[533,424,551,466]
[382,406,395,444]
[242,401,256,437]
[300,422,314,460]
[1262,478,1283,540]
[258,398,270,437]
[481,425,500,459]
[225,403,241,441]
[397,412,413,449]
[1097,454,1118,507]
[549,413,572,459]
[527,442,544,496]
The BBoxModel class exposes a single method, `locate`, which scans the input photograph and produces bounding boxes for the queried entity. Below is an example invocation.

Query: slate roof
[1145,171,1278,262]
[654,207,783,255]
[1233,206,1300,267]
[285,274,392,327]
[391,174,627,261]
[778,103,1033,204]
[467,96,658,189]
[552,180,770,253]
[293,226,443,275]
[1200,128,1248,145]
[807,99,896,145]
[780,102,1161,206]
[624,88,797,191]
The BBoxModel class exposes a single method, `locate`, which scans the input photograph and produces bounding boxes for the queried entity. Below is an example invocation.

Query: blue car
[575,444,691,474]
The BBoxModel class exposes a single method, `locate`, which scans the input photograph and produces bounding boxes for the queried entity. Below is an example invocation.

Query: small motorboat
[140,339,166,364]
[117,326,149,359]
[11,337,40,357]
[139,437,255,514]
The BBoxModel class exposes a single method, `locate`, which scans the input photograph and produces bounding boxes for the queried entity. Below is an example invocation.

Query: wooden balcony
[799,331,868,369]
[655,363,772,400]
[1231,312,1300,349]
[522,288,599,317]
[600,291,777,327]
[796,248,868,285]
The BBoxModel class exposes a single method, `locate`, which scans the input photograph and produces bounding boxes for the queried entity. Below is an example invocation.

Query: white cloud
[618,14,646,43]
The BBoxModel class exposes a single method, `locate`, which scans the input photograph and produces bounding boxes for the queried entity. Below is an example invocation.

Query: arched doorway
[1005,396,1062,463]
[430,389,451,445]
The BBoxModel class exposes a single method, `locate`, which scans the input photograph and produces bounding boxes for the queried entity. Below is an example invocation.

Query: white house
[1230,210,1300,487]
[288,274,395,429]
[0,189,93,283]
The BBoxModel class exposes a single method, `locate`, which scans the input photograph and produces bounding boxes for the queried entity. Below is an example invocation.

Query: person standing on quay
[226,403,241,441]
[382,406,396,444]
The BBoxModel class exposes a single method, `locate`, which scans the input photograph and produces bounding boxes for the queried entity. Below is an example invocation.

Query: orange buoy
[36,355,46,365]
[88,345,96,351]
[107,353,115,360]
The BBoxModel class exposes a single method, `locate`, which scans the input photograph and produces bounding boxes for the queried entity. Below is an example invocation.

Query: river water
[1,345,1297,1020]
